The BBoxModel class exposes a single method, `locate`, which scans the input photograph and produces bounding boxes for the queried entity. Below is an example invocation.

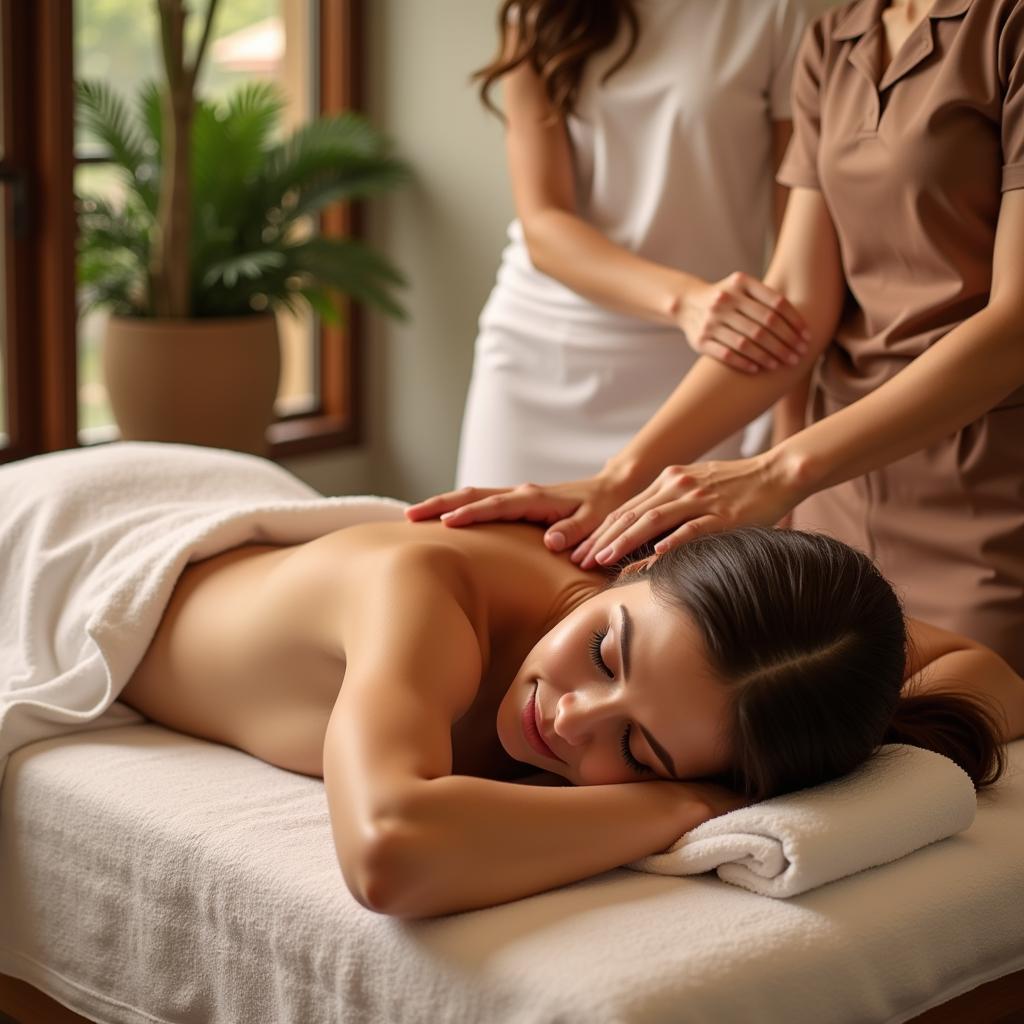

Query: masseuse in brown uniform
[410,0,1024,675]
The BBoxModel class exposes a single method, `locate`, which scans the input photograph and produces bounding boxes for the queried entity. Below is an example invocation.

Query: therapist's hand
[404,474,634,555]
[573,454,802,570]
[677,273,810,374]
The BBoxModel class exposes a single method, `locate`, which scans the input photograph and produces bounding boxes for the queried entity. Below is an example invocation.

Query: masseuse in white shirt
[455,0,833,488]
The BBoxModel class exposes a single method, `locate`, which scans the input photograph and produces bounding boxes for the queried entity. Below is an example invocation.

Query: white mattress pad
[1,725,1022,1024]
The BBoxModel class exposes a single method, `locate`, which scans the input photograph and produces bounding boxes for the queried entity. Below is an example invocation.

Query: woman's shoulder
[313,518,549,565]
[780,0,861,72]
[739,0,847,34]
[303,519,599,628]
[772,0,849,24]
[307,519,581,608]
[796,0,856,42]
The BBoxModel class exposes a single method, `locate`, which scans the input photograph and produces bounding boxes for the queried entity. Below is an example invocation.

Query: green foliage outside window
[75,0,410,324]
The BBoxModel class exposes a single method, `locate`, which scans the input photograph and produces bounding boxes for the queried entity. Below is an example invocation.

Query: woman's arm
[771,119,794,240]
[768,189,1024,492]
[566,188,1024,565]
[406,187,844,545]
[769,120,814,456]
[596,186,845,486]
[421,189,1024,560]
[500,52,807,370]
[340,768,728,919]
[324,548,733,918]
[770,374,811,448]
[904,619,1024,743]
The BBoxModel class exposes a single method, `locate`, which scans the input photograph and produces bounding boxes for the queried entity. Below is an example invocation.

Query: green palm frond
[78,244,148,313]
[193,83,284,215]
[260,113,405,206]
[284,236,408,320]
[223,80,286,144]
[77,80,146,168]
[190,84,293,275]
[299,286,343,326]
[202,250,287,291]
[76,77,410,321]
[137,80,163,161]
[190,100,233,217]
[77,195,149,317]
[282,154,410,224]
[77,80,159,214]
[78,254,146,317]
[77,193,151,258]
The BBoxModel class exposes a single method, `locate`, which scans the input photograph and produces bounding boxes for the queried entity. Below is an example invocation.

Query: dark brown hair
[475,0,640,120]
[639,528,1005,800]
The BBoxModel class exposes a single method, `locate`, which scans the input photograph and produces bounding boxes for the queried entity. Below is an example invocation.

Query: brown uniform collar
[832,0,973,41]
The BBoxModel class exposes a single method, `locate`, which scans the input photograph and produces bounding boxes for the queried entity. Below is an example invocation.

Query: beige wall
[285,1,513,500]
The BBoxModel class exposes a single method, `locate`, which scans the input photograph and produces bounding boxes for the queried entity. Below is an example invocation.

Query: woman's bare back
[120,519,600,778]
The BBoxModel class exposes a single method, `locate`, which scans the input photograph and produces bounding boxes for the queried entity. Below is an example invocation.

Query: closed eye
[620,725,652,776]
[588,629,614,679]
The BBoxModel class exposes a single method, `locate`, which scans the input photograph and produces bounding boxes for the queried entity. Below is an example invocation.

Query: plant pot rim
[107,312,277,327]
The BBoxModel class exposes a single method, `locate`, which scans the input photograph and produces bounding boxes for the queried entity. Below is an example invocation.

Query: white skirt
[455,292,768,488]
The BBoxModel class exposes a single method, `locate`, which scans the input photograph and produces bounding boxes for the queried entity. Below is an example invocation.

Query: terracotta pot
[103,313,281,455]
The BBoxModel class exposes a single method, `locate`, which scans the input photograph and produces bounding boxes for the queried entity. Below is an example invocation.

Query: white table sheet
[1,725,1022,1024]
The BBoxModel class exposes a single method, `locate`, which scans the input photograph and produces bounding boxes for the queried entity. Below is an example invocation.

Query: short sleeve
[999,0,1024,191]
[776,16,829,190]
[769,0,828,120]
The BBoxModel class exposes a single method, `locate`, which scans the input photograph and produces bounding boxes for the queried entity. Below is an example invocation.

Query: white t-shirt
[485,0,833,337]
[457,0,836,487]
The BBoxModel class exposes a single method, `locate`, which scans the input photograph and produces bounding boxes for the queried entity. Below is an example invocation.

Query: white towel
[629,744,977,897]
[0,442,406,780]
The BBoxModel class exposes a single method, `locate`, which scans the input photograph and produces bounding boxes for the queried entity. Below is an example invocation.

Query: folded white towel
[0,442,406,781]
[629,744,976,897]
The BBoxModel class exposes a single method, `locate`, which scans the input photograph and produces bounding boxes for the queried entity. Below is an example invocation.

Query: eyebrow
[639,724,678,780]
[618,604,679,779]
[618,604,632,680]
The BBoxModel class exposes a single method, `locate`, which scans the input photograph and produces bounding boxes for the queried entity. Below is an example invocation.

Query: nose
[553,685,624,746]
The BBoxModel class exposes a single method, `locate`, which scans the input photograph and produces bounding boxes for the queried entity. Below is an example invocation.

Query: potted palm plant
[76,0,408,454]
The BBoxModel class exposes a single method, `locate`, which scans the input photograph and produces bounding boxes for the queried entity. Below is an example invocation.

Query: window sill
[268,413,359,458]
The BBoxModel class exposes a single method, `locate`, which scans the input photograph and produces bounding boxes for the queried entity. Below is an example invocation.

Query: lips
[521,685,563,762]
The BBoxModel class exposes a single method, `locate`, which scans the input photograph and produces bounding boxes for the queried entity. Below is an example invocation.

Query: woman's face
[496,580,734,786]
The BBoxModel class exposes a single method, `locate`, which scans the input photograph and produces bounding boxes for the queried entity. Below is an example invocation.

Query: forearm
[603,354,817,491]
[600,194,843,492]
[775,306,1024,497]
[523,208,698,325]
[345,774,711,918]
[771,370,813,448]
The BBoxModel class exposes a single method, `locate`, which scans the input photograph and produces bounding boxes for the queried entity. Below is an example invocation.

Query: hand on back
[406,452,803,569]
[405,475,632,559]
[569,457,799,569]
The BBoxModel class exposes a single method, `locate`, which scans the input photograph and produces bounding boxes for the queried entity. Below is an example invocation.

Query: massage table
[1,724,1021,1024]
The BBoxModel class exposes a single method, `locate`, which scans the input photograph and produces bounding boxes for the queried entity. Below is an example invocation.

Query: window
[0,0,364,464]
[0,1,34,460]
[0,8,9,449]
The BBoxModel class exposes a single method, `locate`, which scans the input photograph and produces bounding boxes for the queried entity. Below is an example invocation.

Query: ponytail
[885,689,1006,789]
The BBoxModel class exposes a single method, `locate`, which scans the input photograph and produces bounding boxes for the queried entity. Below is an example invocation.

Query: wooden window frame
[0,0,365,465]
[0,0,29,458]
[269,0,364,457]
[0,0,78,462]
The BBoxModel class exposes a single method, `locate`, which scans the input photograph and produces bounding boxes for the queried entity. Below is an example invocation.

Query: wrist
[599,452,656,498]
[761,436,823,507]
[629,780,708,848]
[660,271,703,326]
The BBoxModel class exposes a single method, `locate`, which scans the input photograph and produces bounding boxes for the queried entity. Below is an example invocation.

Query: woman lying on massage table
[115,504,1024,919]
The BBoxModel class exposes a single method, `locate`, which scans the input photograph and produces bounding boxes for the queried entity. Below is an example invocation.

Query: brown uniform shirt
[778,0,1024,671]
